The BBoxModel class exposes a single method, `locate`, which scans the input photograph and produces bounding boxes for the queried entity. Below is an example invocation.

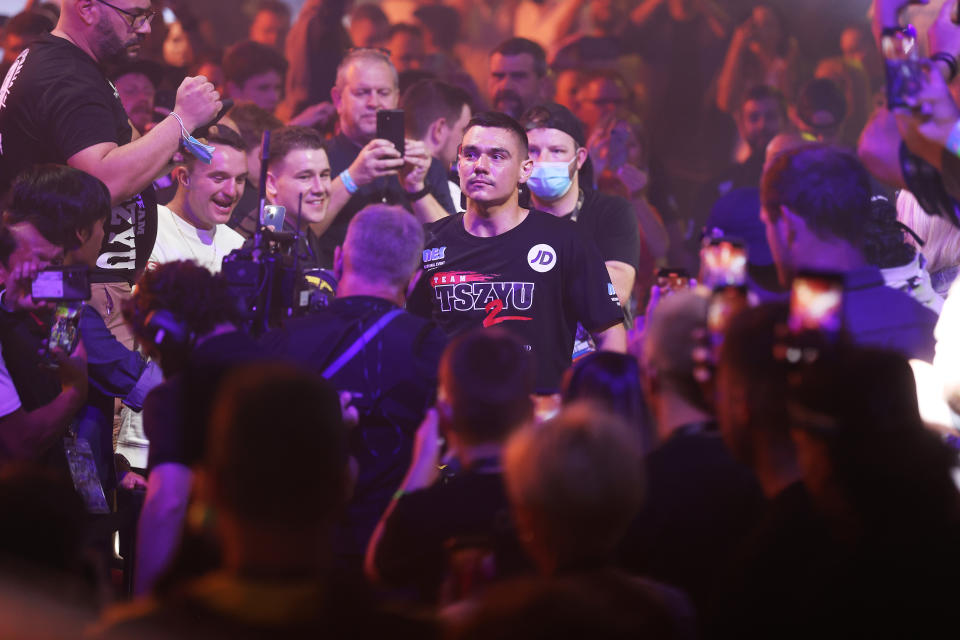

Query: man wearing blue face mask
[520,103,641,318]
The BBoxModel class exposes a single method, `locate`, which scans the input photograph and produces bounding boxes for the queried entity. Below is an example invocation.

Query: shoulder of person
[423,212,463,239]
[582,188,633,218]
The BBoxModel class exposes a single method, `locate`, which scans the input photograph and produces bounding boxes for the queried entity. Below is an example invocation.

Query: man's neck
[341,126,371,149]
[751,433,802,499]
[654,394,714,443]
[50,27,97,63]
[792,237,867,274]
[530,185,580,218]
[168,193,213,231]
[337,273,404,307]
[464,195,528,237]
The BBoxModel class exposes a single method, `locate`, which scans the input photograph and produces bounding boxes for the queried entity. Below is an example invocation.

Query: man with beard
[488,38,551,120]
[0,0,220,347]
[148,126,248,273]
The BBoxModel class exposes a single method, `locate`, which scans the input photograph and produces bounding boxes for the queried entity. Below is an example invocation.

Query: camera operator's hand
[929,1,960,61]
[401,408,442,492]
[4,258,52,313]
[399,139,431,193]
[173,76,222,132]
[347,139,404,187]
[898,63,960,147]
[288,102,337,129]
[54,338,89,408]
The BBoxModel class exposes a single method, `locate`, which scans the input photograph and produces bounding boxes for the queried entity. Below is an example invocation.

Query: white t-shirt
[148,204,245,273]
[0,344,22,418]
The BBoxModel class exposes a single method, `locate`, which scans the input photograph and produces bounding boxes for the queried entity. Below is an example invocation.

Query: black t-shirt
[408,209,624,391]
[0,34,158,284]
[566,188,641,270]
[322,133,454,268]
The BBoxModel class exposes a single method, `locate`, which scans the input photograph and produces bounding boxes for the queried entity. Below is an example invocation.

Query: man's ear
[330,85,342,111]
[76,0,100,26]
[173,165,190,188]
[575,146,589,171]
[428,117,448,148]
[264,171,278,201]
[518,156,534,184]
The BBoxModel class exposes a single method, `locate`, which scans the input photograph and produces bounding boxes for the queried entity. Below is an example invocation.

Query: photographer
[263,204,447,573]
[0,166,160,496]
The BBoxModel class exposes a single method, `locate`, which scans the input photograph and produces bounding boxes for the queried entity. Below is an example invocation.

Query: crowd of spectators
[0,0,959,637]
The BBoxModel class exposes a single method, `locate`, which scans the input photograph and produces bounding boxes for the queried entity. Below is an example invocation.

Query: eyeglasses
[94,0,157,30]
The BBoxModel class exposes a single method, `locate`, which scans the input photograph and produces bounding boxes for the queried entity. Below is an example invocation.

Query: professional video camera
[220,131,338,335]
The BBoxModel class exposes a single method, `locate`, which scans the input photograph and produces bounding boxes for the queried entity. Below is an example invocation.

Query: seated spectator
[148,126,248,273]
[387,23,427,73]
[124,262,262,596]
[223,40,288,113]
[623,291,764,611]
[263,205,447,572]
[366,329,535,604]
[248,0,291,51]
[99,364,428,638]
[716,4,798,115]
[487,38,551,119]
[489,403,694,637]
[760,144,938,360]
[897,189,960,297]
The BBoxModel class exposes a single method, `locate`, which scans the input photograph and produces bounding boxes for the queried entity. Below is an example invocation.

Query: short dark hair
[123,261,241,340]
[760,144,872,250]
[226,101,283,152]
[350,3,389,28]
[182,124,249,166]
[441,328,534,445]
[739,84,788,117]
[387,22,423,41]
[401,79,471,140]
[463,111,530,157]
[491,38,547,78]
[413,5,461,52]
[3,10,53,40]
[223,40,288,87]
[207,363,347,526]
[255,0,291,19]
[1,164,110,258]
[265,126,326,171]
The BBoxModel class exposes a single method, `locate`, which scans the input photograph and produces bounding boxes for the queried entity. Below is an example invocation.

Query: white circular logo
[527,243,557,273]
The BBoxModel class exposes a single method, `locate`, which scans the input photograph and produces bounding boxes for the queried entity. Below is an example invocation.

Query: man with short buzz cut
[259,125,333,271]
[488,37,551,120]
[408,111,626,393]
[148,126,248,273]
[520,102,640,316]
[760,144,937,360]
[223,39,288,113]
[264,204,447,571]
[401,78,473,214]
[0,0,221,348]
[316,48,450,267]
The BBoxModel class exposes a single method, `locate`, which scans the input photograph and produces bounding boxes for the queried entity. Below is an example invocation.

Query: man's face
[249,10,289,49]
[333,60,399,144]
[181,146,249,229]
[458,125,532,207]
[576,78,626,134]
[739,97,785,156]
[527,127,579,166]
[349,17,388,49]
[554,70,581,113]
[229,70,283,113]
[163,21,192,68]
[92,0,153,64]
[0,222,62,290]
[388,31,425,73]
[438,103,472,169]
[489,53,542,119]
[266,147,332,224]
[115,72,156,134]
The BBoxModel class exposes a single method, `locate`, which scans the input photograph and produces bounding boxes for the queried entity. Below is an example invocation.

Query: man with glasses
[312,48,449,268]
[0,0,220,347]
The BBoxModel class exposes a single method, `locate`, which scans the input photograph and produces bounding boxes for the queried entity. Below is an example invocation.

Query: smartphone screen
[700,238,747,289]
[788,271,845,336]
[46,302,82,362]
[261,204,286,231]
[655,268,690,294]
[31,266,91,302]
[376,109,405,156]
[707,285,749,336]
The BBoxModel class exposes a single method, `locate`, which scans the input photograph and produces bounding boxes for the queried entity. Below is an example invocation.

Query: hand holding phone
[377,109,405,156]
[31,266,91,302]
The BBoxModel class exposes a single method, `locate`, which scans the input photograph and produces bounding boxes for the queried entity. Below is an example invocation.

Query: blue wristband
[340,169,359,194]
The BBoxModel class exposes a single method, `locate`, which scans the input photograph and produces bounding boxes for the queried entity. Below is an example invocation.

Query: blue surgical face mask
[527,157,576,200]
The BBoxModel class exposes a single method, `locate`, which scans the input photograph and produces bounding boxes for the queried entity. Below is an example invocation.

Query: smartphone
[45,302,82,364]
[882,25,923,109]
[31,266,91,302]
[261,204,286,231]
[707,285,749,337]
[700,237,748,289]
[655,267,690,294]
[376,109,405,156]
[788,270,845,337]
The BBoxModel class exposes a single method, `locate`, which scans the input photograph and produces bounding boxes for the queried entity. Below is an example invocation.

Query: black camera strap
[321,308,404,380]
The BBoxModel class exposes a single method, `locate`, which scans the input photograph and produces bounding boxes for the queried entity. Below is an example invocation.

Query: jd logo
[527,244,557,273]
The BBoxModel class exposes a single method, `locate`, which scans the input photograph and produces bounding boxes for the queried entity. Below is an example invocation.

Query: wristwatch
[405,185,431,202]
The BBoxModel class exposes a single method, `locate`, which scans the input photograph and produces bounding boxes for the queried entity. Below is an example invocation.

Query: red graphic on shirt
[430,271,494,286]
[430,270,536,325]
[482,299,533,327]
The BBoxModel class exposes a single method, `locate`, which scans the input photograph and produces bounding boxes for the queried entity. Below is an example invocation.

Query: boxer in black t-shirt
[408,112,625,392]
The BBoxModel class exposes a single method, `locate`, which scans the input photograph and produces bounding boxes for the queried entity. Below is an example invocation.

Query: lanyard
[568,189,586,223]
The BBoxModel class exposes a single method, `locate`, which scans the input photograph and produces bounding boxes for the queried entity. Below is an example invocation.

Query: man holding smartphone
[314,48,451,268]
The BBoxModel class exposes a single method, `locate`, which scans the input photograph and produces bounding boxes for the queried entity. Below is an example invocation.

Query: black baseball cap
[796,78,847,131]
[520,102,587,148]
